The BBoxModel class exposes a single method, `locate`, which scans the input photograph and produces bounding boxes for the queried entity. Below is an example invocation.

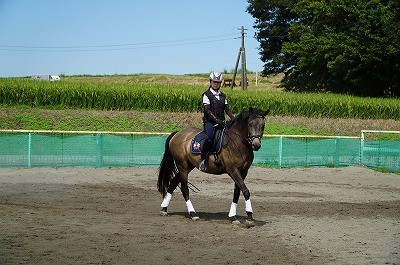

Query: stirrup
[199,160,207,171]
[214,158,222,167]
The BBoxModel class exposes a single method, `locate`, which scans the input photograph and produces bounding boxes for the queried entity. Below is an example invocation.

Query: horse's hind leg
[180,181,199,220]
[160,176,181,215]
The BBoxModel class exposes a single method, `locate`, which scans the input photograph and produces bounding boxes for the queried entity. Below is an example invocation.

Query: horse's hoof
[231,219,241,225]
[230,216,241,225]
[189,211,200,220]
[160,210,168,216]
[160,207,168,216]
[245,219,255,227]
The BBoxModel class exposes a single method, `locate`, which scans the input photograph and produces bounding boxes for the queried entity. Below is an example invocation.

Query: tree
[246,0,298,75]
[247,0,400,97]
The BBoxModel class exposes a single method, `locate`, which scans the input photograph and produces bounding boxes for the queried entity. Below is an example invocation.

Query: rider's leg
[199,122,215,171]
[199,139,212,171]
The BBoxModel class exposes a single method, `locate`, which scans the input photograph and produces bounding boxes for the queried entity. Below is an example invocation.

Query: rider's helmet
[209,71,223,82]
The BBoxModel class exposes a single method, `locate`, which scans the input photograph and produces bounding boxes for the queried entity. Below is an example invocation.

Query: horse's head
[246,107,270,151]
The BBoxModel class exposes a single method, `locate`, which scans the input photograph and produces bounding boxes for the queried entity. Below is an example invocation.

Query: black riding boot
[199,139,212,171]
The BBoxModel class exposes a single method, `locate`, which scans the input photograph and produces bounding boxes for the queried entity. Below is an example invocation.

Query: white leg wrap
[228,202,238,217]
[186,200,196,213]
[160,192,172,208]
[245,199,253,213]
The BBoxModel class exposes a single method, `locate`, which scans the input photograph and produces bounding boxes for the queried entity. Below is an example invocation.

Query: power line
[0,34,238,52]
[0,33,236,48]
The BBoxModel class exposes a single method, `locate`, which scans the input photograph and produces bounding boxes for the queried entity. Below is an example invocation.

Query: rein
[223,129,247,160]
[225,114,265,150]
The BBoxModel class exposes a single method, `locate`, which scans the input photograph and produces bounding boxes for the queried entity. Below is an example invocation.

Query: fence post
[360,131,365,165]
[96,134,104,167]
[28,132,32,168]
[334,137,339,167]
[278,136,283,168]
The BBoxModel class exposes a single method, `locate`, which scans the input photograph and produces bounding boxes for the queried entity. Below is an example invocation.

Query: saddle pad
[190,129,225,154]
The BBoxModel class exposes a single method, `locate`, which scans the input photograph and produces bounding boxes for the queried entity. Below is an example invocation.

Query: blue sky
[0,0,264,77]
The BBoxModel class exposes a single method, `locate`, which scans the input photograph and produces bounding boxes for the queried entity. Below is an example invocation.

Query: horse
[157,107,270,224]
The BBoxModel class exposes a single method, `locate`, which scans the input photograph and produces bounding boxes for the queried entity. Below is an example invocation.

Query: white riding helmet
[209,71,223,82]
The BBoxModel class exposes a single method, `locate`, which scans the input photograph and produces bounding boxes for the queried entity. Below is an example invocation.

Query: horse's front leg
[180,180,199,220]
[227,168,254,224]
[228,184,241,223]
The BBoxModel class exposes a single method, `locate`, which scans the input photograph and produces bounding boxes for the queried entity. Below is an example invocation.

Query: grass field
[1,106,399,137]
[0,73,399,136]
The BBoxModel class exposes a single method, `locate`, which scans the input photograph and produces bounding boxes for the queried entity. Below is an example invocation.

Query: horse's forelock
[252,108,264,118]
[249,108,268,119]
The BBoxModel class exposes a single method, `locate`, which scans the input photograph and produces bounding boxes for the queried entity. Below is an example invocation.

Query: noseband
[246,134,263,145]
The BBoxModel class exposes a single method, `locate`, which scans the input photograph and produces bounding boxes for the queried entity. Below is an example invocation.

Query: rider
[199,71,235,171]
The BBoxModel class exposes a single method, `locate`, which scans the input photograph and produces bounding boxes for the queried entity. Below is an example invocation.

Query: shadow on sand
[167,211,269,228]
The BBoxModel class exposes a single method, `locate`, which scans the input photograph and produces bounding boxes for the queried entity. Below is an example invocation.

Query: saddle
[190,128,225,155]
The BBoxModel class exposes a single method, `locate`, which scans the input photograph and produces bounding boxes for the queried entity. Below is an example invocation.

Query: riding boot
[199,139,212,171]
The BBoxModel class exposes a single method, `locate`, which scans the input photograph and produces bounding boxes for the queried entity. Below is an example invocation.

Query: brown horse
[157,107,269,223]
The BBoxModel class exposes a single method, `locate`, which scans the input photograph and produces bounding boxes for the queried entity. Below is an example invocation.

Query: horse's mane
[226,109,250,128]
[226,108,266,128]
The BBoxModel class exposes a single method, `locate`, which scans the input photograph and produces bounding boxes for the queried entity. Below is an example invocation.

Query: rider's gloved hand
[215,119,225,127]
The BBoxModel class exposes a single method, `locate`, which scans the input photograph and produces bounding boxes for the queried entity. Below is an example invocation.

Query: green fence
[0,130,399,172]
[254,136,361,168]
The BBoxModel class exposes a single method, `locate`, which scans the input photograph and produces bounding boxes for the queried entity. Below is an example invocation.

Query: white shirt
[202,88,228,105]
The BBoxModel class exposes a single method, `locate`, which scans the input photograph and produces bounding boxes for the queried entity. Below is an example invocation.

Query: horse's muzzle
[248,135,262,151]
[252,139,261,151]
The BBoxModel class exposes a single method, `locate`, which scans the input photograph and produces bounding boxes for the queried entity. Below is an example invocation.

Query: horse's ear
[263,109,270,117]
[249,107,254,114]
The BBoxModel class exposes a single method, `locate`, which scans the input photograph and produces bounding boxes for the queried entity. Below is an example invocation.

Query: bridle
[222,112,266,159]
[245,114,265,145]
[246,134,263,145]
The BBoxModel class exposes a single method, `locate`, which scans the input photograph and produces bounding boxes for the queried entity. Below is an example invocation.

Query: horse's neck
[228,121,249,146]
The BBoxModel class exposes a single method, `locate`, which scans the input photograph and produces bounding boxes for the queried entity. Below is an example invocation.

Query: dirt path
[0,166,399,265]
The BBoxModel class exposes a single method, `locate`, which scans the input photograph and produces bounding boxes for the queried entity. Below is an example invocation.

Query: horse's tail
[157,131,178,197]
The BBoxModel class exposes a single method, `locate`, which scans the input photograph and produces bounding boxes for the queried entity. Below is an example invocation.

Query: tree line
[247,0,400,97]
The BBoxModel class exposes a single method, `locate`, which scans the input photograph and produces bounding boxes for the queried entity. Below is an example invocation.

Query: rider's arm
[226,109,234,120]
[204,104,218,122]
[225,105,235,120]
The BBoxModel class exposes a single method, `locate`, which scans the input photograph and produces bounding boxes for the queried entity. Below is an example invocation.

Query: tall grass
[0,78,399,120]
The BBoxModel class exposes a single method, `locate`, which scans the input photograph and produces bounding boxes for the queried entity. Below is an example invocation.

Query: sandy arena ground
[0,166,399,265]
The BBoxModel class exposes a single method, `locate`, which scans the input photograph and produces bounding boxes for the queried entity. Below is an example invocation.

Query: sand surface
[0,166,399,265]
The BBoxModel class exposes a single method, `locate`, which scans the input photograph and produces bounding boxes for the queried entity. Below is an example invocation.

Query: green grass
[0,106,191,133]
[1,77,399,120]
[0,74,399,136]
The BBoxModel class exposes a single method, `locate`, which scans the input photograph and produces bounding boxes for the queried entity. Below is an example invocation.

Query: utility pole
[231,26,247,90]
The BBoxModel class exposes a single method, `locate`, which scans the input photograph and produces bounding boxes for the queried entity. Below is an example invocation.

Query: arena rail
[0,130,398,172]
[360,130,400,172]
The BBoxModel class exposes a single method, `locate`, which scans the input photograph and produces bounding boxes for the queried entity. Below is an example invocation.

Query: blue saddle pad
[190,128,225,154]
